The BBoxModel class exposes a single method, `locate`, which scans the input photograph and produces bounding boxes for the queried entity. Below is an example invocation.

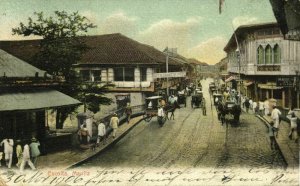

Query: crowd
[0,135,40,172]
[240,94,300,148]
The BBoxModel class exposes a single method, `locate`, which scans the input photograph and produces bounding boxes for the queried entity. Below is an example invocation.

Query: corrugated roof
[0,89,81,111]
[0,33,181,66]
[0,49,46,78]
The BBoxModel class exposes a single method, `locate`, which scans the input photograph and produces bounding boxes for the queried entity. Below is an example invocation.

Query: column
[297,91,300,108]
[266,90,269,99]
[288,87,292,108]
[282,90,285,108]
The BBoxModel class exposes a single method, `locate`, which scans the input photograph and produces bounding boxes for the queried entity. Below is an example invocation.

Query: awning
[258,83,283,90]
[225,76,235,82]
[0,89,81,112]
[244,81,254,86]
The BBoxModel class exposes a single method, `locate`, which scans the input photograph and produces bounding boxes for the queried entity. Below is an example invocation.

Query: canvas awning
[258,83,283,90]
[225,76,235,82]
[244,81,254,86]
[0,89,81,112]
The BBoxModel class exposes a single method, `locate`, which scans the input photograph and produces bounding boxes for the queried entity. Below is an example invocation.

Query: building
[224,23,300,109]
[0,49,81,153]
[0,34,191,110]
[215,57,229,81]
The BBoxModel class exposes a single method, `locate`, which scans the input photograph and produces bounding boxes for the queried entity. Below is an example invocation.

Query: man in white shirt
[271,106,282,137]
[252,101,257,114]
[258,100,264,116]
[97,122,106,145]
[20,143,36,172]
[0,138,14,168]
[157,106,165,126]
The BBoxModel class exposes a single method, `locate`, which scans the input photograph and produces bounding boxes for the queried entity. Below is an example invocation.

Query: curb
[66,115,145,169]
[255,114,288,168]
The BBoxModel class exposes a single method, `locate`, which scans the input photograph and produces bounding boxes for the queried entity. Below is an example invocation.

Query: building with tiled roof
[0,33,191,107]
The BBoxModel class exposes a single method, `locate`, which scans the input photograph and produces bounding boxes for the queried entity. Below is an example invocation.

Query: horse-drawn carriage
[177,93,187,107]
[191,91,203,108]
[213,93,223,106]
[216,100,241,125]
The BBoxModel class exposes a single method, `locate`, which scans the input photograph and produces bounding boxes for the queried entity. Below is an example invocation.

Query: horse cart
[217,101,241,125]
[191,91,203,108]
[177,93,187,107]
[144,96,168,126]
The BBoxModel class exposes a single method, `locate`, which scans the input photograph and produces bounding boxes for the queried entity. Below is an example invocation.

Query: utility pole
[166,49,169,97]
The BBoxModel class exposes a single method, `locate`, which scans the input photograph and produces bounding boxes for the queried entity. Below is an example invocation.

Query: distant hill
[188,58,208,66]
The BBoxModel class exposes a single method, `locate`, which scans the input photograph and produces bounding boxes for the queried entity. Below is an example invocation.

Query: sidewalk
[37,115,144,170]
[241,107,299,168]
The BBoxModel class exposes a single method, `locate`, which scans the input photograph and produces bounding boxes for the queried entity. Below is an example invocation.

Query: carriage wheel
[143,114,152,122]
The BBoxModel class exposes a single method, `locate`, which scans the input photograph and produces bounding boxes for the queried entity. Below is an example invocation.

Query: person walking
[20,143,36,172]
[157,105,165,126]
[16,140,23,168]
[268,123,276,150]
[249,98,253,111]
[252,101,257,114]
[287,109,298,140]
[264,100,270,116]
[201,98,206,116]
[271,106,282,138]
[244,98,250,113]
[258,100,264,116]
[77,124,91,145]
[97,121,106,145]
[29,137,41,166]
[124,103,132,123]
[0,138,14,168]
[110,113,119,138]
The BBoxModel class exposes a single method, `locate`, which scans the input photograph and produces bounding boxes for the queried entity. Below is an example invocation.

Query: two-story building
[224,23,300,109]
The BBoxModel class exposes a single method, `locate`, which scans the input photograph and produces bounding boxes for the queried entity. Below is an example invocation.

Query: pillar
[288,87,292,108]
[271,89,274,98]
[282,90,285,108]
[297,91,300,108]
[266,90,269,99]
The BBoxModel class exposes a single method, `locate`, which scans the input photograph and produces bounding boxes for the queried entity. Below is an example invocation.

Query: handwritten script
[0,167,298,186]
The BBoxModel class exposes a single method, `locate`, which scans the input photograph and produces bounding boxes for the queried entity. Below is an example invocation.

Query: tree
[13,11,114,128]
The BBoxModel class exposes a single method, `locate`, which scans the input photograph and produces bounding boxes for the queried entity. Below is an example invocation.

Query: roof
[0,88,81,112]
[0,33,181,66]
[146,96,162,100]
[224,22,279,52]
[0,49,46,78]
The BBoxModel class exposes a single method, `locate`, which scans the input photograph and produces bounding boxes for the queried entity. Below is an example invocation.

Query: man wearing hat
[110,113,119,138]
[29,136,41,166]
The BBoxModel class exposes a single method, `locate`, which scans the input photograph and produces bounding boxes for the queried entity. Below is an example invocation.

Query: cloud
[232,16,259,29]
[97,11,138,37]
[187,36,227,65]
[137,17,201,53]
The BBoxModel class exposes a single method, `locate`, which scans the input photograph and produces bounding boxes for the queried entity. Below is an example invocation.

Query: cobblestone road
[82,79,286,169]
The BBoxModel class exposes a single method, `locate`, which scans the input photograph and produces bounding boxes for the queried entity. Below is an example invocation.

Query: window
[80,70,90,81]
[114,68,123,81]
[91,70,101,82]
[124,68,134,81]
[265,45,272,65]
[140,68,147,81]
[257,45,264,64]
[114,68,135,81]
[273,44,281,64]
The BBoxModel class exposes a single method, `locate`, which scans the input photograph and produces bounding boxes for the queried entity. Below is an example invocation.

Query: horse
[165,101,180,120]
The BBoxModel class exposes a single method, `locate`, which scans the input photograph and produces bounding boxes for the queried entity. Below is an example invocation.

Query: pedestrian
[258,100,264,116]
[264,100,270,116]
[29,137,41,166]
[157,105,165,126]
[268,122,276,150]
[244,98,250,113]
[159,99,166,107]
[77,124,91,145]
[271,106,282,138]
[0,138,14,168]
[287,109,298,140]
[20,142,36,172]
[97,121,106,146]
[16,140,23,168]
[110,113,119,138]
[241,95,245,108]
[201,98,206,116]
[252,101,257,114]
[124,102,132,123]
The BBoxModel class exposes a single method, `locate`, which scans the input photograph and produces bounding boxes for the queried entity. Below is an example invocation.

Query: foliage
[12,11,114,128]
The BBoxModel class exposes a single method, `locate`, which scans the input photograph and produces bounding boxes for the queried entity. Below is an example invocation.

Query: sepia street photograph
[0,0,299,185]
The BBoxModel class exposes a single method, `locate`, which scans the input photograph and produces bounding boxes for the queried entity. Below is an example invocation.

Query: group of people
[0,136,40,172]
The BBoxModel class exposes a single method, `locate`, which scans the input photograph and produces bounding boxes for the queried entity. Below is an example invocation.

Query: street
[82,79,286,169]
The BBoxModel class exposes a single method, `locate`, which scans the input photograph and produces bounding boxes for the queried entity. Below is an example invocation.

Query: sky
[0,0,276,64]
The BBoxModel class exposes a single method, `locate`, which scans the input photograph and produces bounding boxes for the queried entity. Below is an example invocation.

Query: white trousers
[4,153,13,168]
[20,158,36,172]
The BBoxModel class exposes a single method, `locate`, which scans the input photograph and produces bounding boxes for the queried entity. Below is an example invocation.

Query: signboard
[276,77,295,87]
[153,71,186,79]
